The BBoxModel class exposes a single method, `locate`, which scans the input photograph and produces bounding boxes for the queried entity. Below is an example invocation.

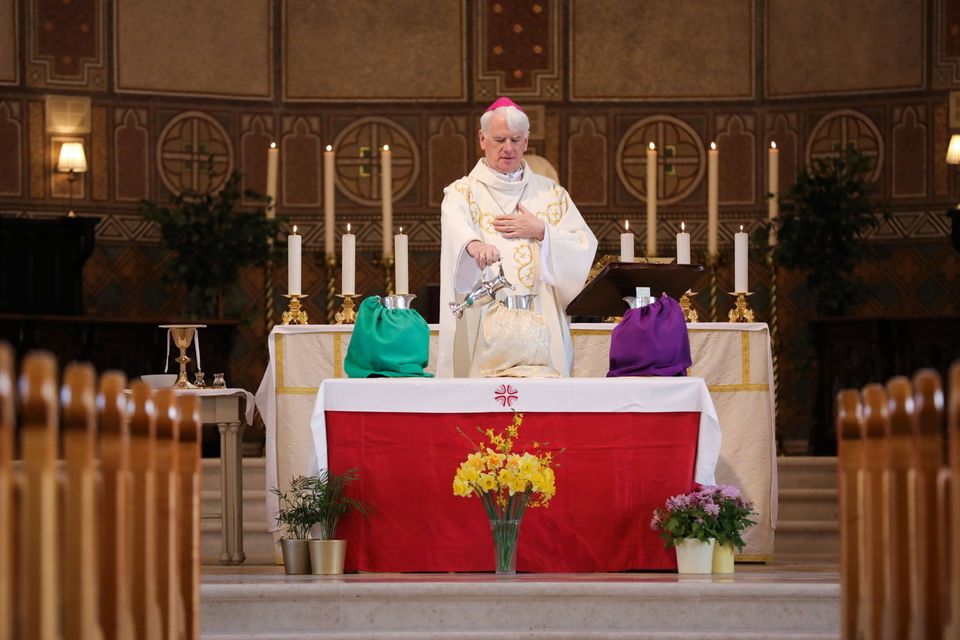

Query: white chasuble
[438,159,598,378]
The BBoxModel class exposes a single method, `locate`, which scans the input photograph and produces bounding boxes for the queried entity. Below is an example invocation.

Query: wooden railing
[837,362,960,639]
[0,344,201,640]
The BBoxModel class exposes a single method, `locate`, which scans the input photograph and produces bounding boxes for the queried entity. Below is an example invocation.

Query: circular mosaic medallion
[333,117,419,206]
[805,109,883,181]
[156,111,233,195]
[616,116,705,205]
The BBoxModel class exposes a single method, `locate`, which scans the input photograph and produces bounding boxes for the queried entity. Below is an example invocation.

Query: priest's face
[479,114,529,174]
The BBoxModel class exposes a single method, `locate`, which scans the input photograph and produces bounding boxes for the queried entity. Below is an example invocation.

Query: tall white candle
[708,141,718,256]
[620,220,635,263]
[342,223,356,295]
[394,226,409,295]
[676,221,691,265]
[266,142,279,220]
[324,144,335,259]
[287,225,301,295]
[768,141,779,246]
[646,142,657,256]
[381,145,393,259]
[734,225,748,293]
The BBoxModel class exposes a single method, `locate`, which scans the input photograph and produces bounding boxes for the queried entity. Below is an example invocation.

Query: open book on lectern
[566,262,706,318]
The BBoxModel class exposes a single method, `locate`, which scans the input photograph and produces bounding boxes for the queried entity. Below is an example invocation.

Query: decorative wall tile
[241,115,275,206]
[891,106,927,198]
[26,0,106,90]
[116,0,271,99]
[0,0,17,85]
[155,110,234,197]
[474,0,562,101]
[571,0,753,101]
[91,105,107,201]
[285,0,465,101]
[765,113,800,195]
[0,102,22,196]
[28,101,44,198]
[806,109,885,186]
[280,116,321,209]
[428,116,469,208]
[114,108,149,202]
[567,115,608,206]
[716,115,756,205]
[331,117,419,207]
[768,0,924,96]
[934,100,950,198]
[934,0,960,88]
[615,115,706,206]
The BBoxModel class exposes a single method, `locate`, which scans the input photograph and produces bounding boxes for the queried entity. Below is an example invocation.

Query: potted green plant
[760,149,889,317]
[139,170,282,319]
[271,475,319,575]
[304,468,369,575]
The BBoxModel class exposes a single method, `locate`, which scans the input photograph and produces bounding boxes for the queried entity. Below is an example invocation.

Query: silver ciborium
[449,263,514,318]
[622,286,657,310]
[501,294,536,311]
[377,294,417,310]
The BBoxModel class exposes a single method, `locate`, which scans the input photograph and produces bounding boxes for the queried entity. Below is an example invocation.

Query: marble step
[777,488,837,522]
[774,521,839,556]
[201,489,267,523]
[200,519,277,566]
[202,457,265,492]
[200,575,839,638]
[777,457,837,490]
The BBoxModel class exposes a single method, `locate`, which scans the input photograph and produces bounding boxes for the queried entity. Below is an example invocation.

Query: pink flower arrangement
[651,483,756,551]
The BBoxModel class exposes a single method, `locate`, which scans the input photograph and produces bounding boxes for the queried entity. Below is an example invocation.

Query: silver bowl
[378,294,417,310]
[501,294,537,310]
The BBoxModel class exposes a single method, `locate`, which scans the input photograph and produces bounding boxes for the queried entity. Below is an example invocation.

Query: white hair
[480,106,530,135]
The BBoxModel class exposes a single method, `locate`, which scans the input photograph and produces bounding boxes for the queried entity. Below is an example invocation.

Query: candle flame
[770,141,777,149]
[399,226,403,234]
[347,222,351,233]
[325,144,332,152]
[710,141,716,150]
[293,224,298,234]
[681,221,686,232]
[648,142,656,150]
[740,224,744,232]
[270,142,277,149]
[383,144,390,151]
[624,220,629,231]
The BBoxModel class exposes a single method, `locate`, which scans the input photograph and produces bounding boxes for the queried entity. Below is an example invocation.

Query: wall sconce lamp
[57,141,87,217]
[946,135,960,251]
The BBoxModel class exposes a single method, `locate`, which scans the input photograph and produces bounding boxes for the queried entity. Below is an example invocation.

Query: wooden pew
[19,352,60,640]
[883,376,913,638]
[61,363,101,640]
[836,388,863,640]
[860,384,887,638]
[911,370,944,639]
[948,361,960,640]
[177,395,201,640]
[129,382,162,640]
[0,343,14,640]
[98,371,135,640]
[154,389,183,639]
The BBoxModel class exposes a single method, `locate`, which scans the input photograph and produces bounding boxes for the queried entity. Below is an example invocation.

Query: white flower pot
[674,538,716,574]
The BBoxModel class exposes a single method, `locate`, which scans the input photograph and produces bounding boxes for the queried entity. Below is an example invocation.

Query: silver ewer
[377,294,417,310]
[449,263,514,318]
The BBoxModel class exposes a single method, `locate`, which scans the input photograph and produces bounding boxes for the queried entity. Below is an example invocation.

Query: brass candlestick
[334,294,359,324]
[281,294,309,325]
[727,291,755,323]
[679,289,699,323]
[706,253,719,322]
[325,254,337,324]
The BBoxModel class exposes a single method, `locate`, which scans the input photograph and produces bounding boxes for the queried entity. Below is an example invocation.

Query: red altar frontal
[310,378,721,572]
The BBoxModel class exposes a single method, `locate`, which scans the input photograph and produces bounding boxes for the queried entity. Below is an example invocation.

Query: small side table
[178,388,254,565]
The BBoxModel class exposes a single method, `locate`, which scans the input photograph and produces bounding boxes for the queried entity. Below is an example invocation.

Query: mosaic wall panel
[91,105,107,201]
[767,0,924,97]
[115,0,272,99]
[331,117,420,207]
[284,0,465,101]
[567,115,608,206]
[473,0,562,101]
[0,102,22,196]
[934,0,960,88]
[428,116,470,208]
[240,115,276,207]
[155,110,235,198]
[0,0,17,84]
[716,115,757,206]
[570,0,754,101]
[765,113,801,196]
[114,108,150,202]
[891,106,927,198]
[805,109,884,183]
[26,0,106,90]
[280,115,321,209]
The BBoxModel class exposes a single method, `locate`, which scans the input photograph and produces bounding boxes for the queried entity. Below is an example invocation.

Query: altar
[255,322,777,559]
[311,377,719,572]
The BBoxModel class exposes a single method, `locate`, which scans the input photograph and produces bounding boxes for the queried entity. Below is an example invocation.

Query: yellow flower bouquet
[452,413,557,574]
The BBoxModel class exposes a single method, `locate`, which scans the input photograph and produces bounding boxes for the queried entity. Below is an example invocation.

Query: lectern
[566,262,706,318]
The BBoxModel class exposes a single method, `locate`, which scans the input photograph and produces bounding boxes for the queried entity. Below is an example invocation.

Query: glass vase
[489,517,522,575]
